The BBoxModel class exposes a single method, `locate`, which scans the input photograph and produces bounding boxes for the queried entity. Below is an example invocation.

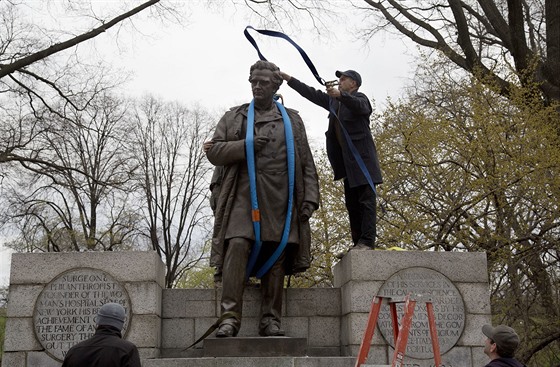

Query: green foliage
[377,70,560,250]
[375,58,560,365]
[289,150,352,288]
[175,265,216,289]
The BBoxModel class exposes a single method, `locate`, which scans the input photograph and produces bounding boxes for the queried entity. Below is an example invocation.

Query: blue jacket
[287,77,382,188]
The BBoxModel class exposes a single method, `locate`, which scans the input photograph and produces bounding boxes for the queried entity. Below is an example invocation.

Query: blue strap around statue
[245,98,295,279]
[245,99,262,277]
[244,25,377,197]
[244,26,326,86]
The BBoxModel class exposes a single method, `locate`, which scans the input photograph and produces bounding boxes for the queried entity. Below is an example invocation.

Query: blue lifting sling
[245,98,295,279]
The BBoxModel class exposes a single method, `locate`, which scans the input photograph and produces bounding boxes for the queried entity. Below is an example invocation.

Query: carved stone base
[203,336,307,357]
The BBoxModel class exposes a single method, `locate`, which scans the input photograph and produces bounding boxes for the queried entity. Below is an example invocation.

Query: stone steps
[203,336,307,357]
[3,250,491,367]
[144,358,392,367]
[144,356,358,367]
[143,336,390,367]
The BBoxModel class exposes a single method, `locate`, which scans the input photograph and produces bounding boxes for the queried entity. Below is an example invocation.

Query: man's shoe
[336,243,373,259]
[354,243,372,250]
[216,324,236,337]
[335,250,347,259]
[259,323,285,337]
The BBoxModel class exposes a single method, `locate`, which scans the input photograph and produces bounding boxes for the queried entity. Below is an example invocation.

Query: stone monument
[33,268,131,361]
[376,267,465,358]
[334,250,491,367]
[2,250,491,367]
[2,251,164,367]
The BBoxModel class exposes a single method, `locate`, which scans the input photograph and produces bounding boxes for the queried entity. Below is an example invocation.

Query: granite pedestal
[2,250,491,367]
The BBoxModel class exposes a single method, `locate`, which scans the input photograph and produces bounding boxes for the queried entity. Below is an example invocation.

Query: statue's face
[249,69,277,105]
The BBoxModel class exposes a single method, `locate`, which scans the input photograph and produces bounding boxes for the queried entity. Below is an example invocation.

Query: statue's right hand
[253,136,270,152]
[203,141,214,153]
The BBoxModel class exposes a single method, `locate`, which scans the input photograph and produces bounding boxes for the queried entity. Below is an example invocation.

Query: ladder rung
[388,295,433,303]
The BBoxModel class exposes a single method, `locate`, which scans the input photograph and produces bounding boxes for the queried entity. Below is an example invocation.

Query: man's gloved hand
[253,136,270,152]
[299,201,316,222]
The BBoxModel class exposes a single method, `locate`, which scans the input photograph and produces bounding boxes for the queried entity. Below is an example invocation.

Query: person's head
[335,69,361,93]
[249,60,282,107]
[482,324,520,359]
[96,302,126,330]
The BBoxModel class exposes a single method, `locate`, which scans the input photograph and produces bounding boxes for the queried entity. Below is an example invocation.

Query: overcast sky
[0,1,418,286]
[96,1,418,144]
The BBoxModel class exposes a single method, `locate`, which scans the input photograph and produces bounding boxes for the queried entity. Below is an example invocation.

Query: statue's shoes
[259,323,285,337]
[216,324,236,337]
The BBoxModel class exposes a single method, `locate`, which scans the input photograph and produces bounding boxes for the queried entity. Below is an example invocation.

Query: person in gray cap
[482,324,526,367]
[280,68,382,257]
[62,302,141,367]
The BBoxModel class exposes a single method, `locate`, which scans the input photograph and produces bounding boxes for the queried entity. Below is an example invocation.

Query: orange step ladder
[354,293,442,367]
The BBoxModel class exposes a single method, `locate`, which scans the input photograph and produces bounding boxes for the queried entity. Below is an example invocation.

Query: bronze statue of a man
[206,60,319,337]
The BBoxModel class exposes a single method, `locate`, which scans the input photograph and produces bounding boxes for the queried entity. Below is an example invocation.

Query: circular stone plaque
[33,268,131,361]
[376,267,465,359]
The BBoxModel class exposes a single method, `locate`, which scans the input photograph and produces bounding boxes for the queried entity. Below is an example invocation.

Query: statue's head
[248,61,283,106]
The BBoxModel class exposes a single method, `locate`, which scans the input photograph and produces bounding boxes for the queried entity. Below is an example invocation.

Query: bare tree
[132,96,215,288]
[0,0,167,171]
[2,93,140,252]
[0,0,161,80]
[356,0,559,104]
[242,0,558,104]
[220,0,336,33]
[0,0,179,253]
[0,285,6,308]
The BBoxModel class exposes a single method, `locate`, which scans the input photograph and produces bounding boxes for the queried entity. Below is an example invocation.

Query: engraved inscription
[33,268,130,361]
[377,267,465,359]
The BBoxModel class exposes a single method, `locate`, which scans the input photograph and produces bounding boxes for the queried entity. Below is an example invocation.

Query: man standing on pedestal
[280,69,382,256]
[206,60,319,337]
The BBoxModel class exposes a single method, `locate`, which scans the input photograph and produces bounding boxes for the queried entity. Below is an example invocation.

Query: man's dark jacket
[62,326,141,367]
[287,77,382,187]
[484,357,526,367]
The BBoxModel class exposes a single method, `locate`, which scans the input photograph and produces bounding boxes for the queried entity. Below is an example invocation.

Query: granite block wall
[2,250,491,367]
[2,251,165,367]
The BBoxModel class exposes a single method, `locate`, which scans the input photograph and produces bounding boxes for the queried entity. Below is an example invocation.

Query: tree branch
[0,0,160,79]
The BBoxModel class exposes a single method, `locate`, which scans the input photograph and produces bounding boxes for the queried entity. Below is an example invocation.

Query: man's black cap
[335,70,362,87]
